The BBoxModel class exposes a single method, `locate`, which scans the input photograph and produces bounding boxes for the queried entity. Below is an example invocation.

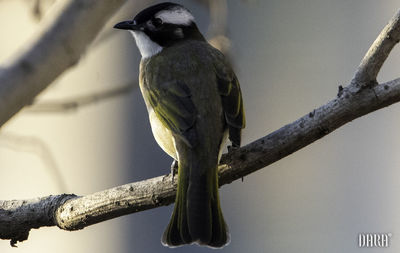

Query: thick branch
[0,194,76,246]
[2,77,400,245]
[1,7,400,248]
[57,77,400,230]
[0,0,126,127]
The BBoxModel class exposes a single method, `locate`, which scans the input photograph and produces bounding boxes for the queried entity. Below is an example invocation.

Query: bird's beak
[113,20,141,31]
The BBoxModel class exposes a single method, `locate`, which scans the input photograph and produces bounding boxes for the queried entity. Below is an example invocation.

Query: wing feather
[214,56,246,147]
[143,78,198,147]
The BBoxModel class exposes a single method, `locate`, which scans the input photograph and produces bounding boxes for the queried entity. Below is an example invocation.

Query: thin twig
[0,132,67,192]
[25,82,136,113]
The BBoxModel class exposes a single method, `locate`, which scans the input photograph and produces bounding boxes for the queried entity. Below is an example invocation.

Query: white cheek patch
[155,8,194,26]
[130,31,163,59]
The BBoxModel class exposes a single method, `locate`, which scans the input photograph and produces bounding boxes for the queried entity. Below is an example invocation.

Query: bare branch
[352,9,400,86]
[39,76,400,233]
[207,0,231,56]
[0,132,67,192]
[2,76,400,244]
[25,82,136,113]
[0,0,126,128]
[219,77,400,184]
[32,0,42,20]
[1,7,400,249]
[0,194,76,247]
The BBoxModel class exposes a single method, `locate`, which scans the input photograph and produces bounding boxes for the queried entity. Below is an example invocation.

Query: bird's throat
[131,31,163,59]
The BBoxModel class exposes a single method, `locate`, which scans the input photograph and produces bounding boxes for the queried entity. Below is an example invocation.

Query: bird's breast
[148,108,178,161]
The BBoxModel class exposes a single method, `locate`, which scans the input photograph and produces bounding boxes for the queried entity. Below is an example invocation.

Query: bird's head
[114,2,205,59]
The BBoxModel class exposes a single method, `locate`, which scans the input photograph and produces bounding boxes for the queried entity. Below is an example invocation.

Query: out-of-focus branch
[1,9,400,247]
[92,0,154,49]
[0,132,67,192]
[31,0,50,20]
[25,82,136,113]
[32,0,42,20]
[207,0,231,55]
[0,0,126,128]
[193,0,230,55]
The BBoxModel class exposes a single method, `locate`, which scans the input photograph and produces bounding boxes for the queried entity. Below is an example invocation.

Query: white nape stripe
[130,31,162,59]
[155,8,194,26]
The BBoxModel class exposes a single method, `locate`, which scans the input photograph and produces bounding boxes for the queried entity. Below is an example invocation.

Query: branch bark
[0,0,126,127]
[352,9,400,86]
[1,6,400,248]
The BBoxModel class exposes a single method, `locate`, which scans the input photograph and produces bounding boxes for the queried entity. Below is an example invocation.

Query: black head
[114,2,205,57]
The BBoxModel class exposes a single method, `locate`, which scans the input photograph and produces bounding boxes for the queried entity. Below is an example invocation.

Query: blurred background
[1,0,400,252]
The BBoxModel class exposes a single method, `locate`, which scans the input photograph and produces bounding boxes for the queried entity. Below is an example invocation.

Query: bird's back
[140,40,227,153]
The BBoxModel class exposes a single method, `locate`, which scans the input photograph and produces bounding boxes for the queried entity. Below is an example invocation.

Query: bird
[114,2,245,248]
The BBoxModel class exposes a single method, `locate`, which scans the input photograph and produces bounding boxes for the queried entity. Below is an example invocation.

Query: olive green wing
[215,60,246,147]
[144,79,198,147]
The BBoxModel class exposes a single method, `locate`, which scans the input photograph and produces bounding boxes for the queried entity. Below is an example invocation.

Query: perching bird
[114,2,245,248]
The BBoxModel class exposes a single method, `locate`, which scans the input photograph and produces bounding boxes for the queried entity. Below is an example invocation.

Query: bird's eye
[152,18,163,27]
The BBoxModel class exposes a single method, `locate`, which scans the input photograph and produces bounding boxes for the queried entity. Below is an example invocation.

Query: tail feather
[209,175,229,247]
[187,173,212,244]
[162,161,192,246]
[161,157,229,248]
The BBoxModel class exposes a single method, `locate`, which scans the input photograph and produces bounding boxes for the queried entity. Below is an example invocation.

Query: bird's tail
[161,154,229,248]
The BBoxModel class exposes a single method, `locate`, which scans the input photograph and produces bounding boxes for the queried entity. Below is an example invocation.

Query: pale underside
[148,108,228,163]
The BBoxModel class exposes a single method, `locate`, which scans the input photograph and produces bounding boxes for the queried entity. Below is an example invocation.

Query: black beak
[113,20,141,31]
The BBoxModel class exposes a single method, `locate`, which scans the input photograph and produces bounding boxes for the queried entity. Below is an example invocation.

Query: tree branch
[352,9,400,86]
[0,195,76,247]
[1,7,400,248]
[0,0,126,128]
[0,132,67,192]
[25,82,136,113]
